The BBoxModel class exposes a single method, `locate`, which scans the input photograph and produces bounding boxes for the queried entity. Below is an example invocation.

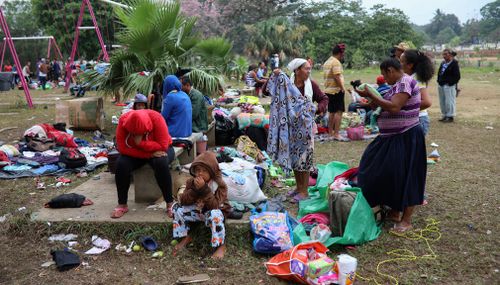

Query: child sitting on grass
[172,152,231,259]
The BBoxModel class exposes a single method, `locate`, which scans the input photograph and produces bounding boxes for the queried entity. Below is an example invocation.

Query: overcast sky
[361,0,493,25]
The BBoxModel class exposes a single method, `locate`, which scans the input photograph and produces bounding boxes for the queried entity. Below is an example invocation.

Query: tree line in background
[0,0,498,70]
[182,0,500,67]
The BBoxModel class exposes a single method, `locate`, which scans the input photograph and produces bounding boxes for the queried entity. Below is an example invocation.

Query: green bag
[294,187,381,246]
[297,161,349,218]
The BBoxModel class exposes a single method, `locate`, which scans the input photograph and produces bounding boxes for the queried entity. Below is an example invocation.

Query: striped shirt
[323,56,343,94]
[378,74,421,136]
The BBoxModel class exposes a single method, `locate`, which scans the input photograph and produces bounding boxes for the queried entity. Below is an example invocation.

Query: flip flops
[291,193,308,204]
[140,236,158,251]
[110,207,128,219]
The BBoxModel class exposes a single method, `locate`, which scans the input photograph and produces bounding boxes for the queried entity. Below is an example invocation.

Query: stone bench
[133,132,203,203]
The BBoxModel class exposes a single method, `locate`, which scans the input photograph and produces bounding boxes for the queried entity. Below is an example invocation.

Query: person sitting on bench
[111,109,175,219]
[181,76,208,133]
[161,75,192,138]
[172,152,231,259]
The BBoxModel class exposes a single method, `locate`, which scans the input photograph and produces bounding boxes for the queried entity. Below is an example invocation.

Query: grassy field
[0,66,499,284]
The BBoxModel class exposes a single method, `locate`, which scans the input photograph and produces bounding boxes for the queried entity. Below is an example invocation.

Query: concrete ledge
[31,172,249,225]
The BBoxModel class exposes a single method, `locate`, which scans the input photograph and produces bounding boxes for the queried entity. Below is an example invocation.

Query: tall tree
[83,0,232,99]
[362,4,424,62]
[461,19,481,44]
[214,0,299,53]
[180,0,226,37]
[244,17,309,60]
[31,0,117,60]
[479,0,500,42]
[435,27,457,44]
[295,0,367,65]
[296,1,422,66]
[425,9,462,40]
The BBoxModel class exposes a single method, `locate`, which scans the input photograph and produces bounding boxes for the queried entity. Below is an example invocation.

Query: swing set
[0,7,33,107]
[0,36,64,69]
[0,0,126,107]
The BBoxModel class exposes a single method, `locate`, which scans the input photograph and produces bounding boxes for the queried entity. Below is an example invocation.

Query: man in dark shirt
[437,49,461,123]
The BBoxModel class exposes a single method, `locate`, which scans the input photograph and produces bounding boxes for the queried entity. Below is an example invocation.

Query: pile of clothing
[0,124,110,179]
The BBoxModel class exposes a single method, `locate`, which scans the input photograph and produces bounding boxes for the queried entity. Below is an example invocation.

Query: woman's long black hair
[403,49,435,84]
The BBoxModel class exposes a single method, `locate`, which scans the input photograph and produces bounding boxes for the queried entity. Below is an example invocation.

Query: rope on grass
[355,218,441,285]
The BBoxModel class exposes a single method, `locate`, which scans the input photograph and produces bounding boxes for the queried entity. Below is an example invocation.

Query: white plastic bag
[310,224,332,244]
[224,169,267,203]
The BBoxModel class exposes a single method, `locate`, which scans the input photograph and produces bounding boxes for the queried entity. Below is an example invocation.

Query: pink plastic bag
[346,126,364,141]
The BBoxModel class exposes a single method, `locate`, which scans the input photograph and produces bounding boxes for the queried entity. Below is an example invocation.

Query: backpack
[215,113,236,146]
[58,148,87,169]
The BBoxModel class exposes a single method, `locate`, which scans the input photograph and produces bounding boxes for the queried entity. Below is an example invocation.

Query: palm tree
[229,56,249,82]
[83,0,232,100]
[244,17,309,60]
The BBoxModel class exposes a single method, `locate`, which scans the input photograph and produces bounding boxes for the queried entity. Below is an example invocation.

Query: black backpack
[58,148,87,169]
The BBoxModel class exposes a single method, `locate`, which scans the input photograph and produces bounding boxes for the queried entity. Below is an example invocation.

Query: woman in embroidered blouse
[356,58,427,232]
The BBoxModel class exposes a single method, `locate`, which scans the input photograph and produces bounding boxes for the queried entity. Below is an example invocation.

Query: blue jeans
[419,115,430,136]
[438,84,456,118]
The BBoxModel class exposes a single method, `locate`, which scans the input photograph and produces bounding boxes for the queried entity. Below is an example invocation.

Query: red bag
[265,241,329,284]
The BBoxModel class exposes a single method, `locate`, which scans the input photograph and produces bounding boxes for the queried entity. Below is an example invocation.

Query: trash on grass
[176,274,211,284]
[76,171,88,178]
[115,243,127,252]
[430,142,439,147]
[146,202,166,211]
[428,149,440,158]
[126,241,135,253]
[85,235,111,255]
[0,214,11,223]
[41,261,56,268]
[152,251,164,258]
[56,177,71,184]
[48,234,78,242]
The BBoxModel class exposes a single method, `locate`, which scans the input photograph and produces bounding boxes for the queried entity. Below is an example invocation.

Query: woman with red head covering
[112,109,175,218]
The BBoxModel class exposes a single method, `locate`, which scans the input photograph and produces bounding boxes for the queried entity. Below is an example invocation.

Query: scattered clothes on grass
[51,250,80,271]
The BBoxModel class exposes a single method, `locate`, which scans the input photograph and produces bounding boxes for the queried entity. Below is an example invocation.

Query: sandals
[291,193,308,204]
[166,202,174,218]
[110,207,129,219]
[392,223,413,233]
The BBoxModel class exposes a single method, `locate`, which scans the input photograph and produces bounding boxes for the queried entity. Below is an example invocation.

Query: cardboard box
[56,97,105,130]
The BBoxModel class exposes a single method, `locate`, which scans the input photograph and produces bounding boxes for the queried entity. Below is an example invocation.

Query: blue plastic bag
[249,211,294,254]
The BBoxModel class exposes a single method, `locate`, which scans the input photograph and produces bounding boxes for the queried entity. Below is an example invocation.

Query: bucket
[196,140,207,155]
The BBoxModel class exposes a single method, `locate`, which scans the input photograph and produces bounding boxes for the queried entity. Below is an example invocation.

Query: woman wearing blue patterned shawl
[266,58,317,202]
